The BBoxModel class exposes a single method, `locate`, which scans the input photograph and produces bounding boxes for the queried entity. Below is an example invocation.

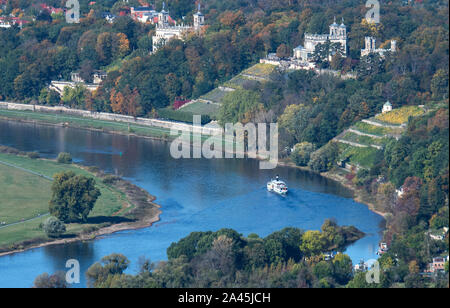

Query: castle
[293,18,348,62]
[152,3,205,53]
[361,37,397,57]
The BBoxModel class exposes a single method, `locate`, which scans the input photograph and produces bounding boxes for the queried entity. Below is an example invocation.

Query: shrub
[102,175,121,184]
[27,152,40,159]
[43,217,66,238]
[57,152,72,164]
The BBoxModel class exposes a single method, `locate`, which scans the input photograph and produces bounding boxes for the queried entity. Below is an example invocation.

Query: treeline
[46,220,367,288]
[2,0,448,119]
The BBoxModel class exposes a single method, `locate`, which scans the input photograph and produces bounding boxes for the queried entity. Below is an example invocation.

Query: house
[0,17,30,28]
[429,227,449,241]
[354,260,369,272]
[102,12,116,23]
[293,17,347,62]
[426,257,447,273]
[50,71,107,95]
[361,37,397,58]
[382,101,393,113]
[377,242,388,255]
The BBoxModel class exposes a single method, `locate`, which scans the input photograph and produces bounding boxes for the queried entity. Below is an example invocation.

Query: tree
[308,142,339,173]
[300,231,325,257]
[43,217,66,238]
[49,171,101,223]
[276,44,291,59]
[86,254,130,288]
[431,69,449,100]
[332,253,353,285]
[291,142,316,166]
[33,272,68,288]
[57,152,72,164]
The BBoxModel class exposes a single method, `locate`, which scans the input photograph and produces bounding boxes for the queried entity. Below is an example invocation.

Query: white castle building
[152,4,205,53]
[293,18,347,62]
[361,37,397,57]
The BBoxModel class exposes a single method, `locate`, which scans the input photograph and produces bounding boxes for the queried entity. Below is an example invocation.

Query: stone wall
[0,102,222,135]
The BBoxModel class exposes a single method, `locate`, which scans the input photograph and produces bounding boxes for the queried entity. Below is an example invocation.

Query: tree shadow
[85,216,135,225]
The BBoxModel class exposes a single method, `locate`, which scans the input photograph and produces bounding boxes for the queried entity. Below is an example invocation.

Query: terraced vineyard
[334,106,428,170]
[179,101,220,118]
[174,63,277,122]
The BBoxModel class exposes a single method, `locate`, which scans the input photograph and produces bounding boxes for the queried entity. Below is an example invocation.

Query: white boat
[267,176,288,195]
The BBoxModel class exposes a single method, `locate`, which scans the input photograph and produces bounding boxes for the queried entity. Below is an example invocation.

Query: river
[0,119,384,288]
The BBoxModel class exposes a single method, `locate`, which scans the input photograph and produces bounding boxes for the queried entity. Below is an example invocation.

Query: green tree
[49,171,101,223]
[308,142,339,173]
[33,272,68,288]
[300,230,325,256]
[43,216,66,238]
[291,142,316,166]
[57,152,72,164]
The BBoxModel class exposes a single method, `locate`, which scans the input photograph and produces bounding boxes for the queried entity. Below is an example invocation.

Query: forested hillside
[2,0,449,288]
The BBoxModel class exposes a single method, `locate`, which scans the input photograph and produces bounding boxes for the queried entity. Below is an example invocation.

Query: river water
[0,119,384,288]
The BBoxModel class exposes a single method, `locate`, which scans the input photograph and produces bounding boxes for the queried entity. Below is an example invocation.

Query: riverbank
[0,109,387,218]
[277,159,388,218]
[0,149,161,257]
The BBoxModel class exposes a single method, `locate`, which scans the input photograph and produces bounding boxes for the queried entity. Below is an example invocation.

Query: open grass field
[0,153,130,249]
[0,163,52,225]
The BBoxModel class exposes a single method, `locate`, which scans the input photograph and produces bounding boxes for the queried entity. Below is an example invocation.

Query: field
[353,122,404,136]
[180,101,220,117]
[200,88,229,103]
[0,153,130,250]
[223,75,252,89]
[375,106,425,124]
[338,144,382,169]
[340,131,389,147]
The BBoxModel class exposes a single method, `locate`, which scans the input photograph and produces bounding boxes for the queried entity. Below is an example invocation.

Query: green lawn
[180,101,220,117]
[0,153,130,249]
[0,163,52,224]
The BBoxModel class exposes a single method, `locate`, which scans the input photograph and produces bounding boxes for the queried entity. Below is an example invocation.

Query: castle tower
[365,36,376,51]
[329,16,339,37]
[158,2,169,27]
[339,18,347,38]
[193,3,204,30]
[391,40,397,52]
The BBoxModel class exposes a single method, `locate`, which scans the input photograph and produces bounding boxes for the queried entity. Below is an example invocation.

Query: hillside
[334,106,426,170]
[171,63,277,121]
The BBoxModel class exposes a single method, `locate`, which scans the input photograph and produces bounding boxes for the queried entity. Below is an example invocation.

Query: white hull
[267,179,288,195]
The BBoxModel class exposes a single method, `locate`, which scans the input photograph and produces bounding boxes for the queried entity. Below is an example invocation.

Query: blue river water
[0,119,384,288]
